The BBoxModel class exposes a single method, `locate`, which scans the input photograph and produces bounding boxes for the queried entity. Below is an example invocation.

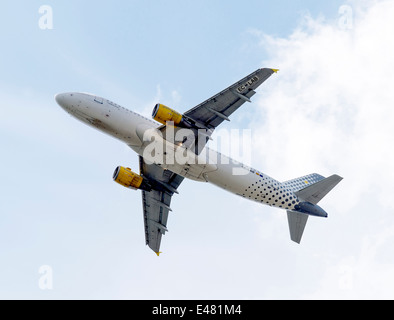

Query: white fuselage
[56,92,300,211]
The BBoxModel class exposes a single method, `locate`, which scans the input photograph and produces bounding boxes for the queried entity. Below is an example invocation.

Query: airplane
[55,68,342,255]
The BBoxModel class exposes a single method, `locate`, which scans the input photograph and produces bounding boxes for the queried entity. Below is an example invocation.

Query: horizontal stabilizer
[287,211,309,244]
[295,174,343,205]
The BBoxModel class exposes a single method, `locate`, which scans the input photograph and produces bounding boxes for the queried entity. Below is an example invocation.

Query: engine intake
[113,166,151,191]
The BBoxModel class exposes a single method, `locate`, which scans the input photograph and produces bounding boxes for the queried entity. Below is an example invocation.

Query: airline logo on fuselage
[237,76,259,93]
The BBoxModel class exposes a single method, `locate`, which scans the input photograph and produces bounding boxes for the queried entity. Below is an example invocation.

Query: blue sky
[2,1,344,107]
[2,0,394,299]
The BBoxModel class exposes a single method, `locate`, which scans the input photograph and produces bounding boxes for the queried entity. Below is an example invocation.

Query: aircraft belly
[172,163,217,181]
[204,165,253,195]
[69,96,143,146]
[204,163,298,210]
[134,126,218,182]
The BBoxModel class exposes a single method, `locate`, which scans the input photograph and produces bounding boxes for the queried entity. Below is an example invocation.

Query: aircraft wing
[139,156,184,255]
[184,68,277,130]
[159,68,277,154]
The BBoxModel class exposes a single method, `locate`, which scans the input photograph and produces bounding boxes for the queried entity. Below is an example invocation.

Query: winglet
[271,69,279,73]
[155,252,162,257]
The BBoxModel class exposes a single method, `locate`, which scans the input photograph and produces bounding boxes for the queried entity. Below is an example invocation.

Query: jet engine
[113,166,151,191]
[152,103,184,126]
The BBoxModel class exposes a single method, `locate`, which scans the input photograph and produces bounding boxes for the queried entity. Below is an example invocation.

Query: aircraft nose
[55,92,76,111]
[55,93,66,108]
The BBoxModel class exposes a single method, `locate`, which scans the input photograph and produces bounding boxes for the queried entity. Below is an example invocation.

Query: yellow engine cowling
[113,166,151,191]
[152,103,183,126]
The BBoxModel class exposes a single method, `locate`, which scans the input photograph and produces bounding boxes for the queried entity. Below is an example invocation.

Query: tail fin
[287,174,343,244]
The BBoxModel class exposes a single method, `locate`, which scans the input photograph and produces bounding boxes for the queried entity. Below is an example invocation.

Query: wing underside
[184,68,276,129]
[159,68,277,154]
[139,156,184,254]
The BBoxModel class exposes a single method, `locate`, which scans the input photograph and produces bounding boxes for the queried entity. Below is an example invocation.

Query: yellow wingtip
[155,251,162,257]
[271,69,280,73]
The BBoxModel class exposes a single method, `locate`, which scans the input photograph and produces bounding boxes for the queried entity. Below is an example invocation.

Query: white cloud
[247,0,394,298]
